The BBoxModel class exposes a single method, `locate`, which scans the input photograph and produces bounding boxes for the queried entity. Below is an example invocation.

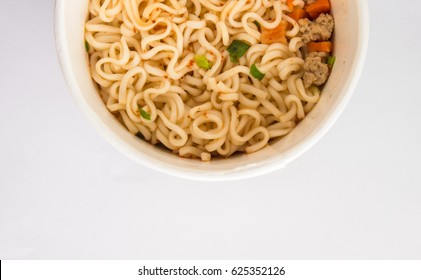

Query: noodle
[85,0,330,161]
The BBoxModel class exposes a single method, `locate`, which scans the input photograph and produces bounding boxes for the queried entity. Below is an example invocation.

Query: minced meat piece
[303,56,329,88]
[304,0,317,4]
[299,13,334,43]
[308,51,329,62]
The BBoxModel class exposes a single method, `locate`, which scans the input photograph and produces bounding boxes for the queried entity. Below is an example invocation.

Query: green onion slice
[138,107,151,120]
[227,40,251,63]
[85,40,90,52]
[327,55,336,68]
[250,64,265,81]
[194,55,213,70]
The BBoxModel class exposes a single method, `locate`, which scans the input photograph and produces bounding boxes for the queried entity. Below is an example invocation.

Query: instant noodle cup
[55,0,369,181]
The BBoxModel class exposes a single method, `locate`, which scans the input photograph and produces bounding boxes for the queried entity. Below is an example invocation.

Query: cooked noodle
[85,0,324,161]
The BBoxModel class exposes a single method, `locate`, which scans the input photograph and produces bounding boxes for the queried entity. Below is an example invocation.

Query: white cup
[55,0,369,181]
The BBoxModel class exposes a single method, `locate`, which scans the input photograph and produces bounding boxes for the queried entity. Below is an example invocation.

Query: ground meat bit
[303,56,329,88]
[304,0,317,4]
[299,13,334,43]
[308,51,329,62]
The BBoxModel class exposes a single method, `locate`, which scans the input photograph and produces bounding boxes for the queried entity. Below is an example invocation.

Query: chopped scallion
[138,107,151,120]
[250,64,265,81]
[85,40,90,52]
[327,55,336,68]
[227,40,251,63]
[194,55,213,70]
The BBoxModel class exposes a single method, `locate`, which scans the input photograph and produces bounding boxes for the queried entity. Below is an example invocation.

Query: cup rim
[54,0,370,181]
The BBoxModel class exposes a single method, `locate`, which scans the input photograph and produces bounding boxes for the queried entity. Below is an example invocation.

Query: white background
[0,0,420,259]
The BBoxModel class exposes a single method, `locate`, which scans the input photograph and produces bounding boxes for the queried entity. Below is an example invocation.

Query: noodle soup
[85,0,336,161]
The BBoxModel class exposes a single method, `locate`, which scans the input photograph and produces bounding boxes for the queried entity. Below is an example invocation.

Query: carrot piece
[305,0,331,19]
[307,41,333,53]
[288,9,309,22]
[261,20,288,44]
[287,0,294,11]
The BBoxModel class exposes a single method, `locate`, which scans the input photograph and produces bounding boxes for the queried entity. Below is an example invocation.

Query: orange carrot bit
[261,20,288,44]
[288,9,309,22]
[307,41,333,53]
[286,0,294,11]
[305,0,331,19]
